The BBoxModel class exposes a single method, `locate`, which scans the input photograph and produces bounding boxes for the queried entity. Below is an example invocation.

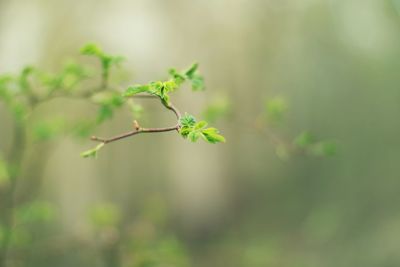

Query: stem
[101,62,109,90]
[91,125,179,144]
[90,98,182,145]
[0,123,26,267]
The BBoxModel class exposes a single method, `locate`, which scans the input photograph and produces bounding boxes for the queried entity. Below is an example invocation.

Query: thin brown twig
[89,95,182,145]
[90,125,179,144]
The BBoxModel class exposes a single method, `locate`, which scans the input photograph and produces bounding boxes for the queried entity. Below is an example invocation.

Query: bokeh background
[1,0,400,266]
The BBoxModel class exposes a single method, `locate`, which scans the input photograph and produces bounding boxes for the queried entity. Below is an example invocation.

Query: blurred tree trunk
[0,123,26,267]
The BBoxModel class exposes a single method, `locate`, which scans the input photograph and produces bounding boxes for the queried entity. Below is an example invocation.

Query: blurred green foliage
[262,96,336,160]
[0,157,10,188]
[3,1,397,266]
[265,96,288,124]
[202,95,231,123]
[89,203,122,228]
[294,131,337,157]
[16,201,56,224]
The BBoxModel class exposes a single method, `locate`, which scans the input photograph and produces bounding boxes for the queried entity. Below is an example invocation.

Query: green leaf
[109,94,124,107]
[92,92,125,123]
[179,127,192,137]
[19,66,35,93]
[109,56,125,67]
[169,68,186,85]
[0,76,13,104]
[190,75,205,91]
[71,120,96,138]
[265,96,288,123]
[294,131,315,148]
[202,96,230,123]
[194,121,208,130]
[201,127,226,144]
[32,118,66,141]
[183,63,205,91]
[81,44,124,88]
[97,104,114,123]
[80,143,105,159]
[180,113,196,128]
[123,84,150,97]
[163,80,178,93]
[80,43,103,56]
[11,102,28,122]
[188,131,201,142]
[88,203,121,227]
[179,113,225,144]
[128,101,144,119]
[0,75,13,84]
[16,201,56,224]
[185,63,199,78]
[311,141,337,157]
[61,61,91,89]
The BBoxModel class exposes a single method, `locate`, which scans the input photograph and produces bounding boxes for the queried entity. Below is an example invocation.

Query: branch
[90,125,179,144]
[89,97,182,145]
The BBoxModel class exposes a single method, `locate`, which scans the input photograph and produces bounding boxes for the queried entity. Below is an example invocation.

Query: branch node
[133,120,140,131]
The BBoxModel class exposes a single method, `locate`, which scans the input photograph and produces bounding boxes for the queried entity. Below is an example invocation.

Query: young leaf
[169,68,186,85]
[190,75,205,91]
[202,96,231,123]
[194,121,208,130]
[185,63,199,78]
[16,201,56,224]
[163,80,178,93]
[180,113,196,128]
[88,203,121,227]
[179,113,225,144]
[266,96,288,123]
[201,127,226,144]
[33,118,66,141]
[128,101,144,119]
[71,120,97,138]
[123,85,150,97]
[310,141,337,157]
[188,131,201,142]
[109,56,125,67]
[184,63,205,91]
[80,143,105,159]
[19,66,35,93]
[97,105,114,123]
[294,131,315,148]
[80,43,103,56]
[0,76,13,104]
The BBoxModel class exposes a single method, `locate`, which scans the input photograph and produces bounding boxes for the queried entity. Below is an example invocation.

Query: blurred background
[1,0,400,266]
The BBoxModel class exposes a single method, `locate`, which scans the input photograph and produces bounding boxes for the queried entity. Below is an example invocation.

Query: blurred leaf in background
[294,131,337,157]
[16,201,56,224]
[265,96,288,125]
[202,95,231,123]
[0,156,10,188]
[88,203,122,228]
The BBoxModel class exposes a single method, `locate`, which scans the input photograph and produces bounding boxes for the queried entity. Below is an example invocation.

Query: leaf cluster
[294,131,337,157]
[169,63,205,91]
[0,43,225,160]
[263,96,336,159]
[123,63,204,105]
[265,96,288,124]
[179,113,225,144]
[81,43,124,87]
